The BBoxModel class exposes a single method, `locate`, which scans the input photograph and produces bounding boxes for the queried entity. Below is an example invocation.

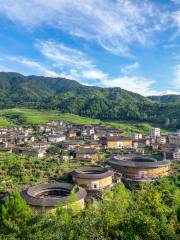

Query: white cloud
[1,40,178,96]
[0,0,175,56]
[37,41,94,70]
[173,11,180,28]
[1,56,60,77]
[160,90,180,95]
[170,10,180,39]
[163,43,178,49]
[37,40,107,82]
[171,0,180,4]
[36,40,158,95]
[102,76,159,96]
[81,70,108,80]
[120,62,139,75]
[173,64,180,88]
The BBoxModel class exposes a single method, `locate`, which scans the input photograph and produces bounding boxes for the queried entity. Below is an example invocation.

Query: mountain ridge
[149,95,180,103]
[0,72,179,128]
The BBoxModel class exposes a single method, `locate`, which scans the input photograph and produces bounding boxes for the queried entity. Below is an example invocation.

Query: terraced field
[0,108,168,135]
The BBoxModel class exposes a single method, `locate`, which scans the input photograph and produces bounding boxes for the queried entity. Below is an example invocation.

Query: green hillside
[0,72,179,129]
[149,94,180,103]
[0,108,168,135]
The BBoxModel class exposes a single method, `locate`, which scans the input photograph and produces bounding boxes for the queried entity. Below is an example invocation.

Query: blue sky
[0,0,180,96]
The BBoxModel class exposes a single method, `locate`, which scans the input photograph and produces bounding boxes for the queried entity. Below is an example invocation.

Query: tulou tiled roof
[21,182,86,207]
[76,147,98,154]
[72,167,113,179]
[108,155,171,169]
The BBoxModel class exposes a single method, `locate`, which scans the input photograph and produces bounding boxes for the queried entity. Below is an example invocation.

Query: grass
[0,117,12,127]
[0,153,93,191]
[103,121,168,135]
[0,108,168,135]
[0,108,101,125]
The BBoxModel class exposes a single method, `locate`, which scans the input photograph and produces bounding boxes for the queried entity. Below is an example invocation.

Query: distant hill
[0,72,179,128]
[149,95,180,103]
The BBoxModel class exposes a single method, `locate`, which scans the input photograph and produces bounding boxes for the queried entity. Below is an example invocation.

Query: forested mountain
[149,95,180,103]
[0,72,179,128]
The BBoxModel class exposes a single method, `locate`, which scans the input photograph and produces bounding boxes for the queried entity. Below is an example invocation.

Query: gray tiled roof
[72,167,113,179]
[21,182,86,207]
[108,156,171,169]
[76,147,98,154]
[106,136,131,141]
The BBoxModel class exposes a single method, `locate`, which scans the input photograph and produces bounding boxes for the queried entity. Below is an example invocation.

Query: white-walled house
[156,136,166,145]
[150,128,161,138]
[47,135,66,143]
[132,133,143,140]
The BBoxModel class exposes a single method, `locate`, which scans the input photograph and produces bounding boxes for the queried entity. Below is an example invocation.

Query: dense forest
[0,178,179,240]
[0,152,179,240]
[0,72,180,129]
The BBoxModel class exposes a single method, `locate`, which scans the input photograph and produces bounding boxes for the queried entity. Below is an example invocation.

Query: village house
[35,149,47,158]
[132,133,143,140]
[137,137,155,147]
[151,143,159,150]
[82,140,102,149]
[0,134,16,144]
[13,146,46,158]
[49,120,65,127]
[81,128,88,138]
[15,134,35,145]
[93,124,107,131]
[0,128,9,135]
[88,127,95,136]
[47,134,66,143]
[161,144,180,161]
[93,130,107,140]
[168,134,177,145]
[0,127,26,145]
[40,125,51,132]
[21,182,87,212]
[132,140,139,149]
[42,126,66,136]
[75,147,99,163]
[0,142,12,153]
[173,148,180,160]
[66,129,77,139]
[168,132,180,146]
[135,147,145,155]
[149,128,161,138]
[109,155,171,188]
[106,127,123,136]
[71,167,114,192]
[24,128,33,136]
[105,136,132,149]
[32,141,51,150]
[156,135,167,145]
[61,140,85,150]
[79,126,95,139]
[0,127,20,136]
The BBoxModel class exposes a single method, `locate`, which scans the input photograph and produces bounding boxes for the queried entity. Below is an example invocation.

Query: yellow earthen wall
[107,140,132,148]
[74,176,112,190]
[121,166,170,178]
[77,153,99,162]
[28,198,85,213]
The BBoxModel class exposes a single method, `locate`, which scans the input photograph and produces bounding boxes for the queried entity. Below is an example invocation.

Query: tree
[171,119,177,128]
[0,192,31,234]
[164,118,170,128]
[47,145,61,155]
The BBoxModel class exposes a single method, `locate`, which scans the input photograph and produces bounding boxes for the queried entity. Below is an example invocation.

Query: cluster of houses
[21,166,114,211]
[0,121,179,211]
[21,156,171,211]
[0,120,179,163]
